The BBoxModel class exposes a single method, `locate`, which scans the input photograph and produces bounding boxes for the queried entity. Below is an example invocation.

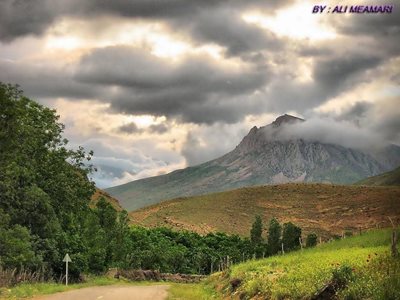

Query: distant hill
[356,166,400,186]
[107,114,400,211]
[130,183,400,238]
[91,188,123,211]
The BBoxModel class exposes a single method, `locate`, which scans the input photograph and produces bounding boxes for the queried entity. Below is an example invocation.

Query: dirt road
[33,285,169,300]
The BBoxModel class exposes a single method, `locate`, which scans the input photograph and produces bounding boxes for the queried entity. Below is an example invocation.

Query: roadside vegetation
[209,229,400,299]
[0,277,123,299]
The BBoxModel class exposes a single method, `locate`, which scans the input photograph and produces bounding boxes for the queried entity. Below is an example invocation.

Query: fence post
[389,217,398,257]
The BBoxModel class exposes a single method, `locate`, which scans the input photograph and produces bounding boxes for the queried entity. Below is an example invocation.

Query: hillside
[107,114,400,211]
[130,183,400,238]
[208,229,399,299]
[356,166,400,186]
[91,188,123,211]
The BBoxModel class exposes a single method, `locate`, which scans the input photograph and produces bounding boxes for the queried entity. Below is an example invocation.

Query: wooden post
[391,231,398,257]
[389,217,398,257]
[281,243,285,255]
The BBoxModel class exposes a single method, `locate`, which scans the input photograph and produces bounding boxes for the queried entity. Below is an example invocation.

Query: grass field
[167,282,218,300]
[207,228,400,299]
[130,183,400,238]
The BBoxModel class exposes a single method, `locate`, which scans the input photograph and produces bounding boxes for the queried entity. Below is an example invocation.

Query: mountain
[130,183,400,237]
[106,114,400,211]
[355,166,400,186]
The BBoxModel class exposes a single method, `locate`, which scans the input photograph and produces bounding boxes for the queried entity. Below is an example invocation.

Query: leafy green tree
[306,233,318,247]
[0,209,40,269]
[250,215,265,258]
[267,218,281,255]
[250,215,263,245]
[95,197,118,267]
[113,210,132,268]
[0,83,95,276]
[282,222,302,251]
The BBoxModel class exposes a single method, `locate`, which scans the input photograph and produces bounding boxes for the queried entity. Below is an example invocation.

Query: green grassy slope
[356,166,400,186]
[208,229,400,299]
[131,183,400,238]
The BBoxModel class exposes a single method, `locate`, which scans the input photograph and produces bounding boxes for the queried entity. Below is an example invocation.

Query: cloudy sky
[1,0,399,188]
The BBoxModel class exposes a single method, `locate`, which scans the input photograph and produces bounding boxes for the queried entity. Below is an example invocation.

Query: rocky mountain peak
[271,114,305,127]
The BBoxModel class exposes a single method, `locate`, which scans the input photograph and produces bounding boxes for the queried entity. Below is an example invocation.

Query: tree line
[250,215,318,259]
[0,83,318,281]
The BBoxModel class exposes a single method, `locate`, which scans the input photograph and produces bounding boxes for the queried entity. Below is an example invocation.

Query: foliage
[125,227,253,274]
[306,233,318,247]
[0,83,130,280]
[332,264,354,287]
[267,218,282,255]
[168,282,219,300]
[209,229,399,299]
[282,222,302,252]
[250,215,263,245]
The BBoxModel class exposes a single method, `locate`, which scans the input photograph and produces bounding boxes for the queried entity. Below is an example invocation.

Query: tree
[113,210,132,268]
[0,83,95,276]
[282,222,302,252]
[267,218,281,255]
[250,215,263,245]
[95,197,118,267]
[306,233,318,247]
[0,209,40,269]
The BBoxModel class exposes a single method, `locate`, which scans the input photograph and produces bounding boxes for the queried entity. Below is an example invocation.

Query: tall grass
[209,228,400,299]
[0,267,47,288]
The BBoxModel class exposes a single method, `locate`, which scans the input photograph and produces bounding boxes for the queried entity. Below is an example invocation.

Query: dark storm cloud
[117,122,168,135]
[0,59,101,101]
[264,52,383,113]
[182,8,283,57]
[328,2,400,58]
[148,123,168,134]
[118,122,141,134]
[334,4,400,36]
[75,46,269,123]
[0,0,57,42]
[337,102,373,123]
[314,53,382,89]
[0,0,291,57]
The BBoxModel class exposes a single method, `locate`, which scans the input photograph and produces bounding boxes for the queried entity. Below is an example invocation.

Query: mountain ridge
[106,114,400,211]
[356,166,400,186]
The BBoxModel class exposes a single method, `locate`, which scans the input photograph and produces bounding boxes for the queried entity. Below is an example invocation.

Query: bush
[306,233,318,247]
